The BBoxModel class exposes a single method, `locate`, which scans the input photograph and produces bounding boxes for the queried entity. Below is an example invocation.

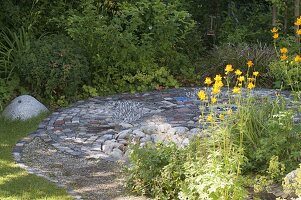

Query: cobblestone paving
[12,88,300,199]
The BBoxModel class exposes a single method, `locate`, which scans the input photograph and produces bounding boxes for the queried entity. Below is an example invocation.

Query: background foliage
[0,0,298,109]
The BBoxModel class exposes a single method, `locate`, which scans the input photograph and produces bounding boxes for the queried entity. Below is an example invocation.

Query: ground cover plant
[124,24,301,198]
[0,114,72,200]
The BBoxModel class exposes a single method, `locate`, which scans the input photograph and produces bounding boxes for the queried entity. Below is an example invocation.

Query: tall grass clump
[0,27,30,110]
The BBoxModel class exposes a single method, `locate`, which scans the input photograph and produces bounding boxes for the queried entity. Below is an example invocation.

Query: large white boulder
[2,95,48,120]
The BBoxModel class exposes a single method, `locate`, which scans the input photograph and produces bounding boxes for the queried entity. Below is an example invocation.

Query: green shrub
[14,34,89,106]
[125,143,182,197]
[269,59,301,90]
[125,133,248,199]
[67,0,194,94]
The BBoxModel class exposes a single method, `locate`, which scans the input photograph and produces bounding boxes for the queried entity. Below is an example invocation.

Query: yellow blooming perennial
[253,71,259,77]
[280,47,288,54]
[237,76,245,82]
[207,115,213,122]
[212,87,221,95]
[198,90,207,101]
[204,77,213,85]
[273,33,279,39]
[211,97,217,104]
[219,114,225,120]
[247,82,255,90]
[225,64,234,74]
[280,54,288,61]
[295,55,301,62]
[214,74,222,82]
[235,69,242,76]
[295,17,301,26]
[247,60,254,68]
[232,86,241,94]
[271,27,278,33]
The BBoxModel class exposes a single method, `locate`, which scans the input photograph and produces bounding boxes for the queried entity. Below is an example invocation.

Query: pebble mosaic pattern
[12,88,300,199]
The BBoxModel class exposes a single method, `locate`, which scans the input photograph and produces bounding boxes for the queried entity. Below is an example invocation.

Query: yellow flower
[232,86,241,94]
[297,29,301,35]
[295,55,301,62]
[295,17,301,26]
[247,82,255,90]
[237,76,245,82]
[235,69,242,76]
[211,97,217,104]
[219,114,225,120]
[212,87,221,95]
[280,54,288,61]
[214,74,223,82]
[273,33,279,39]
[214,80,224,88]
[228,108,233,115]
[253,71,259,77]
[238,83,242,87]
[204,77,213,85]
[271,27,278,33]
[280,47,288,54]
[247,60,254,68]
[225,64,234,74]
[248,77,256,82]
[198,90,207,101]
[207,115,213,122]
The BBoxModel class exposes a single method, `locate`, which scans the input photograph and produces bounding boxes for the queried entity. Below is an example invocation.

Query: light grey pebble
[116,129,132,140]
[141,125,158,135]
[174,127,189,135]
[110,148,124,160]
[133,130,145,138]
[157,123,172,133]
[119,123,133,129]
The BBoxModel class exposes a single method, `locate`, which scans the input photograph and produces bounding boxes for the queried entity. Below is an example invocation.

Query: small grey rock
[182,138,190,146]
[100,134,113,141]
[110,148,123,160]
[140,135,152,143]
[174,127,189,135]
[116,129,132,140]
[167,128,176,135]
[133,129,145,138]
[157,123,172,133]
[141,125,158,135]
[119,122,133,129]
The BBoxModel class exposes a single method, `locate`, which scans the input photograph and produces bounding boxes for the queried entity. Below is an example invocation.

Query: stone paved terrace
[12,87,300,199]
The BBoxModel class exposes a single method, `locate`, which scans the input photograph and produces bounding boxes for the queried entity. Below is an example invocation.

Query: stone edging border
[12,128,83,200]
